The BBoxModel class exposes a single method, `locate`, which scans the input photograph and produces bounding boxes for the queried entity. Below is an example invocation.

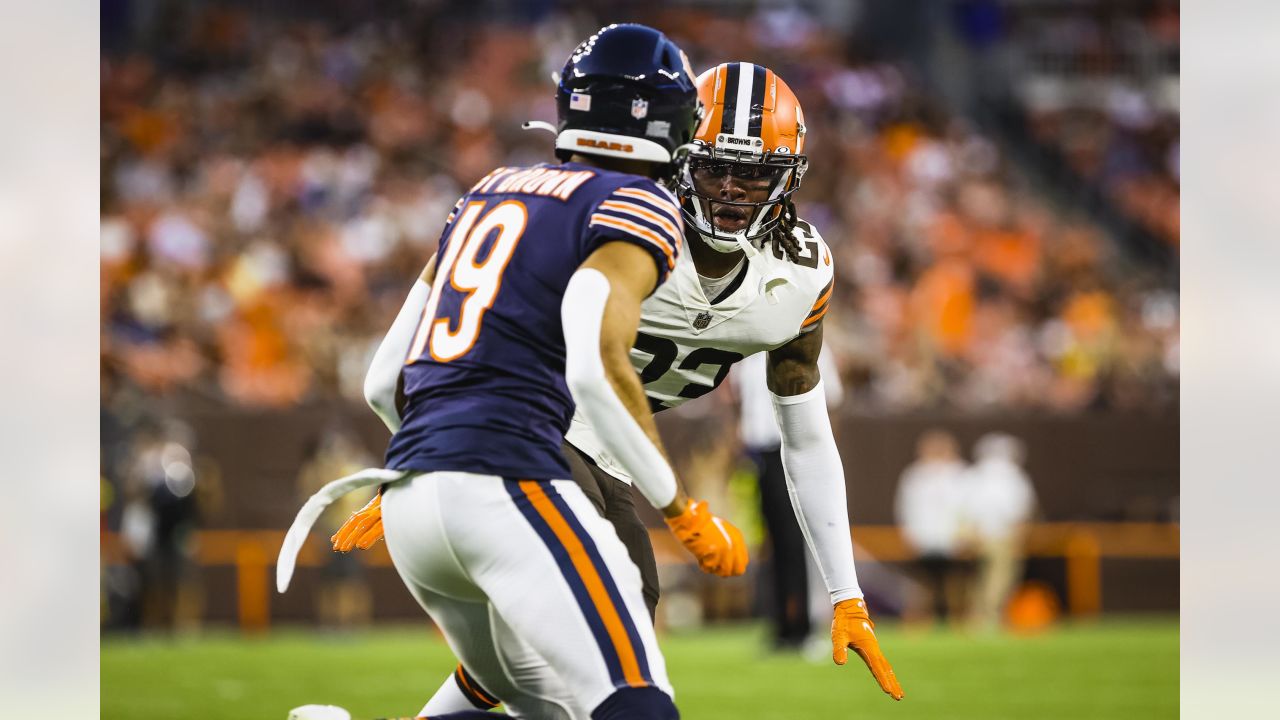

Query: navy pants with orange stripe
[382,471,675,719]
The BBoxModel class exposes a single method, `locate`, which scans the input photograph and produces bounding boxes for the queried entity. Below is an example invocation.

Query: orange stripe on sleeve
[598,200,681,242]
[518,481,648,688]
[589,214,677,269]
[801,303,829,328]
[811,283,833,312]
[612,188,683,229]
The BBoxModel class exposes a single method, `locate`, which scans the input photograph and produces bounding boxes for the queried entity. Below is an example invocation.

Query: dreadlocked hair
[768,196,802,263]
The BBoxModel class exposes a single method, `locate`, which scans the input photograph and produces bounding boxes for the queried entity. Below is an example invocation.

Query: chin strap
[725,231,789,305]
[685,185,791,304]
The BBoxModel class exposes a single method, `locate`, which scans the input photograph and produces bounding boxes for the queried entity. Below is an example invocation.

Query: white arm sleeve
[772,381,864,603]
[560,268,677,509]
[364,278,430,433]
[817,346,844,407]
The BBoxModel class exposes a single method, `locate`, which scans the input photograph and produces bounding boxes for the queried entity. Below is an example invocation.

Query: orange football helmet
[676,62,809,253]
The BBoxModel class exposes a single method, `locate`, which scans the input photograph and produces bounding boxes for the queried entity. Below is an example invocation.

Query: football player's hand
[664,498,748,577]
[831,598,904,700]
[331,492,384,552]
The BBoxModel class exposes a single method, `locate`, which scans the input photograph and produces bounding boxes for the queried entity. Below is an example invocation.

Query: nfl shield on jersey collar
[666,237,770,335]
[654,223,831,337]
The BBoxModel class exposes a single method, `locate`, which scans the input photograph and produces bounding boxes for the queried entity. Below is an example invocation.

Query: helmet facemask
[676,136,808,254]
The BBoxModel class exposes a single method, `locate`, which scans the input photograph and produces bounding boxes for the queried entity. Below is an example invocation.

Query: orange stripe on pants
[518,481,647,688]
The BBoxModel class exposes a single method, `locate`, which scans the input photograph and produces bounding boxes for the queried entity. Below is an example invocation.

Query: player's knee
[591,686,678,720]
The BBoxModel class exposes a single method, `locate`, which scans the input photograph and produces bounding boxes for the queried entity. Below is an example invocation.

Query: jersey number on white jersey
[634,332,743,407]
[769,220,821,269]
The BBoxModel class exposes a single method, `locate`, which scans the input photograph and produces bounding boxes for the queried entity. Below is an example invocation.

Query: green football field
[102,619,1177,719]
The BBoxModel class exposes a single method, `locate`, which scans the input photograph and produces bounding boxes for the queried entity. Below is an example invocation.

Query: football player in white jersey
[331,63,902,717]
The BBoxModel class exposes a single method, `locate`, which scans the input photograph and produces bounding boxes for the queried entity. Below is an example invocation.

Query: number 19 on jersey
[407,200,529,363]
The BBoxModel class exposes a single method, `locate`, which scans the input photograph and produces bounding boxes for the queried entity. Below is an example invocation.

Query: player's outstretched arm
[766,320,903,699]
[363,255,437,433]
[331,256,440,554]
[290,262,444,571]
[562,241,748,577]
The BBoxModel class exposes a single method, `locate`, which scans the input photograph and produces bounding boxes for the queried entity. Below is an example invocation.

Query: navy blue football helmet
[552,24,701,166]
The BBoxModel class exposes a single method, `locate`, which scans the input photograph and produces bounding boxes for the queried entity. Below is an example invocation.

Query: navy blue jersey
[385,162,683,479]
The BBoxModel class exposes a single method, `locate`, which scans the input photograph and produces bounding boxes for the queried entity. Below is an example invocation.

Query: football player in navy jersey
[321,61,905,719]
[280,24,749,720]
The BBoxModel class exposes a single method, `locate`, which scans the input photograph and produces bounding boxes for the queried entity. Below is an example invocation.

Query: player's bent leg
[417,634,574,718]
[382,474,578,719]
[482,601,589,717]
[596,466,661,620]
[565,444,661,619]
[564,442,608,516]
[462,477,674,717]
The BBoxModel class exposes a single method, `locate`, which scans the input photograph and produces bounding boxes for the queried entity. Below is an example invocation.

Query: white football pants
[381,472,672,719]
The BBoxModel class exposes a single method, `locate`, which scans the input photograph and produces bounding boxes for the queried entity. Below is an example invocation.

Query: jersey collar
[669,236,759,334]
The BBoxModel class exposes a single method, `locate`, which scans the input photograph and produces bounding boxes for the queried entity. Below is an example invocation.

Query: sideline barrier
[102,522,1178,631]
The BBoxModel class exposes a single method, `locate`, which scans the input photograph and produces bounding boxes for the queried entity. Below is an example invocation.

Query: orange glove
[831,598,904,700]
[664,498,748,577]
[331,492,385,552]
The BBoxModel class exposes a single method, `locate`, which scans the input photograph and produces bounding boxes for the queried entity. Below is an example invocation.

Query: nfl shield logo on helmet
[631,98,649,119]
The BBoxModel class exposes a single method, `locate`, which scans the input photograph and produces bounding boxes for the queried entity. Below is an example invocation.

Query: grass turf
[102,619,1177,719]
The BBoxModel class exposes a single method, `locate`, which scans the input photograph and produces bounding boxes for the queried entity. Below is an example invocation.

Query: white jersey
[565,219,834,484]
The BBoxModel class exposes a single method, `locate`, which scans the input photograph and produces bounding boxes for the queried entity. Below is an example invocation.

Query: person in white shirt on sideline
[960,433,1037,632]
[894,430,970,626]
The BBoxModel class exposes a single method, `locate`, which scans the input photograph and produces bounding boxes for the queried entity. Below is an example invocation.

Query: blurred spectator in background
[1009,0,1180,248]
[116,418,216,632]
[296,424,376,631]
[960,433,1037,633]
[895,429,970,627]
[731,347,843,651]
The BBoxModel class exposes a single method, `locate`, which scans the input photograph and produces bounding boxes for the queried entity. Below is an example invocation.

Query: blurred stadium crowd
[101,0,1178,417]
[1010,1,1179,248]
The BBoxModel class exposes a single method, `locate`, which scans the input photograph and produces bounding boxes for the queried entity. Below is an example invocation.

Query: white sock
[419,672,474,715]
